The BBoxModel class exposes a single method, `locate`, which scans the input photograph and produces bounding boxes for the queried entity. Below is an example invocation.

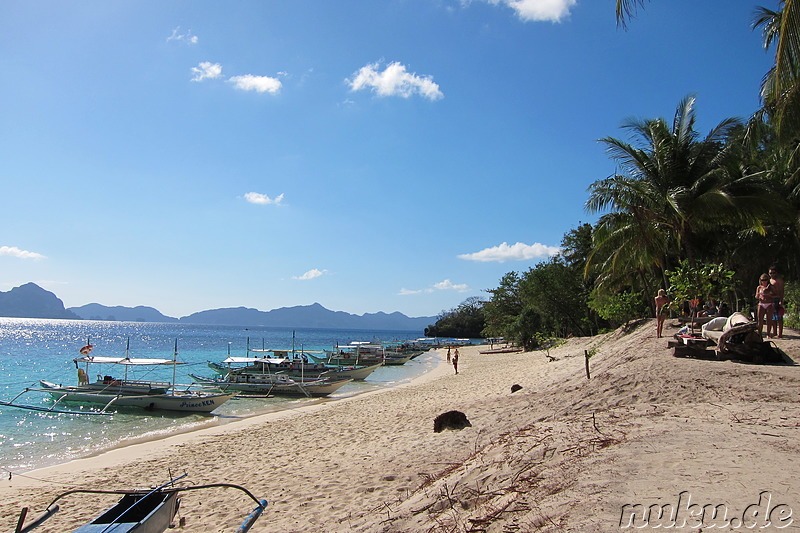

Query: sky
[0,0,776,319]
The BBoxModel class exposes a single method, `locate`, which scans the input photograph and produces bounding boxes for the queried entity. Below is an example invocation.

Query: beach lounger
[701,312,781,363]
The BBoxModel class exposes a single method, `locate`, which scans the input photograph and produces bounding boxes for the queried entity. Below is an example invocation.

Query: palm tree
[753,4,800,141]
[616,1,800,140]
[614,0,648,28]
[586,96,777,293]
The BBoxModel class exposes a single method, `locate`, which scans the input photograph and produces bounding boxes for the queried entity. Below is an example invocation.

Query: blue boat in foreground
[14,474,268,533]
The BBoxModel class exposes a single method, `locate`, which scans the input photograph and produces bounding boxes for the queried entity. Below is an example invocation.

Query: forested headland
[426,2,800,347]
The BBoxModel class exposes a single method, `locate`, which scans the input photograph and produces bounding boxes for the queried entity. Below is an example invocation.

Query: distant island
[0,283,435,331]
[0,283,79,320]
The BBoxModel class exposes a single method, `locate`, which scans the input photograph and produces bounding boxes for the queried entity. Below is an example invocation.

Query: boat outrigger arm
[14,473,269,533]
[0,388,117,416]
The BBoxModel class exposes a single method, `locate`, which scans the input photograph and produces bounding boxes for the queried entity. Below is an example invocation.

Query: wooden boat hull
[72,490,179,533]
[282,362,381,381]
[210,361,381,381]
[192,375,352,397]
[306,354,414,366]
[39,381,234,414]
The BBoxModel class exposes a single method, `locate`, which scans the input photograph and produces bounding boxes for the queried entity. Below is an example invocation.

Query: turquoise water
[0,318,435,473]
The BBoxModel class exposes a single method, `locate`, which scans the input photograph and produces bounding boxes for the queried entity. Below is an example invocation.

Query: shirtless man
[769,265,785,338]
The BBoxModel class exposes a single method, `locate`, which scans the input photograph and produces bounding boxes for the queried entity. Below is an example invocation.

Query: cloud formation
[458,242,561,263]
[0,246,46,260]
[488,0,576,22]
[347,61,443,100]
[167,27,198,44]
[433,279,469,292]
[244,192,285,205]
[191,62,223,82]
[399,279,469,295]
[293,268,327,280]
[229,74,282,94]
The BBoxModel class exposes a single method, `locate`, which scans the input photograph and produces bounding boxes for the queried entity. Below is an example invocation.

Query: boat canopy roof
[247,348,326,354]
[222,356,290,365]
[73,356,186,366]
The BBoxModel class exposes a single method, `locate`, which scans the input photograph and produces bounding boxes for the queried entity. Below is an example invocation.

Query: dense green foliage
[587,290,645,328]
[425,296,486,339]
[480,4,800,343]
[481,225,604,349]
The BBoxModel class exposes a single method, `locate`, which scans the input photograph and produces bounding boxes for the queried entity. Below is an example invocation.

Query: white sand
[3,319,800,532]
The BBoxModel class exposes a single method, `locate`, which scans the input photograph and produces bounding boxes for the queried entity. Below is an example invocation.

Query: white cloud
[167,27,198,44]
[399,279,469,296]
[347,61,443,101]
[488,0,576,22]
[293,269,327,280]
[433,279,469,292]
[399,288,427,295]
[244,192,285,205]
[229,74,282,94]
[191,61,223,82]
[458,242,561,263]
[0,246,46,260]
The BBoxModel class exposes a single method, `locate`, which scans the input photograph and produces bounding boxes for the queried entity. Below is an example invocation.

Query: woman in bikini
[755,274,775,337]
[654,289,669,338]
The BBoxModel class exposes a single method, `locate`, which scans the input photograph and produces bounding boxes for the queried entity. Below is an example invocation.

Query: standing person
[452,348,459,375]
[655,289,669,338]
[446,345,451,362]
[756,274,775,337]
[769,265,785,338]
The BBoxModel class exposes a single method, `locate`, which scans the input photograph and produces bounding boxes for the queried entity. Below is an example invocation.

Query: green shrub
[784,282,799,329]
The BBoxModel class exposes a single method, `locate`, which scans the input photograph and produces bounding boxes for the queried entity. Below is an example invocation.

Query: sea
[0,317,440,474]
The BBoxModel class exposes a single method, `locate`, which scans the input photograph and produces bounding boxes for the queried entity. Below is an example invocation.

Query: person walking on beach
[654,289,669,338]
[452,348,459,374]
[769,265,785,338]
[756,274,775,337]
[446,345,451,362]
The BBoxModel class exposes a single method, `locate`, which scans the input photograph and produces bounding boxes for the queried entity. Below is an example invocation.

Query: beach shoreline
[3,321,800,532]
[3,347,453,485]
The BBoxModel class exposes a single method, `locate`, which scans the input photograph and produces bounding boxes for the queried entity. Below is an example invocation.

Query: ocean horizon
[0,317,442,473]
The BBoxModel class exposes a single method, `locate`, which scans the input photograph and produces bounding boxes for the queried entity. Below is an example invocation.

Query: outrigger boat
[14,473,268,533]
[307,342,415,366]
[209,335,382,382]
[191,371,353,398]
[208,354,382,382]
[0,341,235,415]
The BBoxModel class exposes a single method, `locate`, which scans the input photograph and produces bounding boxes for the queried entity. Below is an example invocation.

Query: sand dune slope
[2,319,799,532]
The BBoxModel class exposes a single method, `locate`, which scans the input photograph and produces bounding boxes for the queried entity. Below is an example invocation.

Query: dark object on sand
[433,410,472,433]
[510,384,522,393]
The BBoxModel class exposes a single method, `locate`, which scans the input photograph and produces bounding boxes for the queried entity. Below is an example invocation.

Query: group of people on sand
[756,266,785,338]
[653,265,786,339]
[446,346,459,374]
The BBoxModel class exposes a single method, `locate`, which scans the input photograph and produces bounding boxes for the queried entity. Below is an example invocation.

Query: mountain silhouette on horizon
[0,283,79,319]
[0,283,434,331]
[178,302,433,330]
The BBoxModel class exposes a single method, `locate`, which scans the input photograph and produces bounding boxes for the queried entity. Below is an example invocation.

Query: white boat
[0,342,235,415]
[191,372,353,397]
[209,355,382,381]
[308,342,415,366]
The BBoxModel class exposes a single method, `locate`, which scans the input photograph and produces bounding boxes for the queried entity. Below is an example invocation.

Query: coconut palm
[753,4,800,140]
[616,1,800,140]
[586,96,778,293]
[614,0,648,28]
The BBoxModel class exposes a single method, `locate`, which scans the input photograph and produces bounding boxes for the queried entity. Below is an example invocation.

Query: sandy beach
[3,318,800,532]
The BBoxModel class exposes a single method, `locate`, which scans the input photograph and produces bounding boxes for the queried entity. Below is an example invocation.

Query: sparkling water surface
[0,318,434,473]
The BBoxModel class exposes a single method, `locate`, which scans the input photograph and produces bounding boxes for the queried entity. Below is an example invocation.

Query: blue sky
[0,0,775,319]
